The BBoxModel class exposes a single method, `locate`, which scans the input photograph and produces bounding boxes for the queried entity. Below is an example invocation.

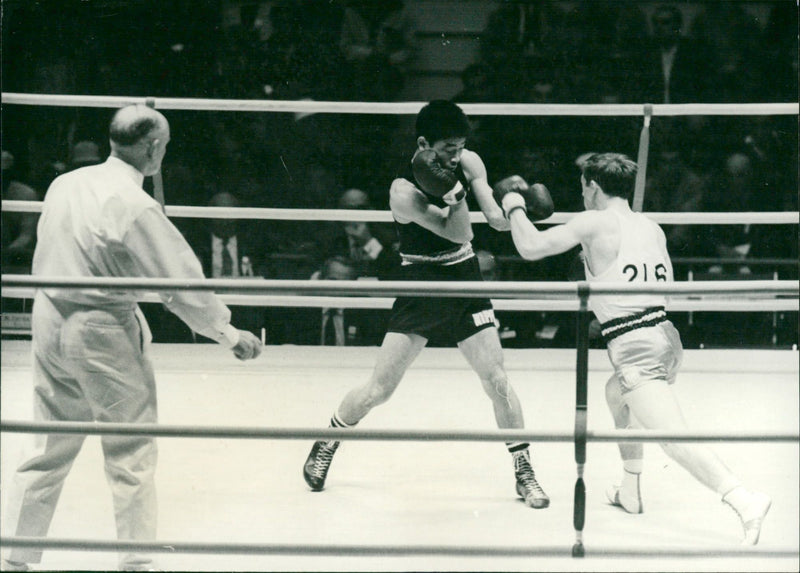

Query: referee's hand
[232,330,263,361]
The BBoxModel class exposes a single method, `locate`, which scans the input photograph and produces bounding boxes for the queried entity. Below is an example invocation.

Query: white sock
[722,485,751,513]
[623,459,643,474]
[622,468,641,494]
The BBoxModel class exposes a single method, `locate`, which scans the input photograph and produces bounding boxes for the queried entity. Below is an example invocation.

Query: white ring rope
[2,275,797,298]
[2,93,798,116]
[2,288,797,312]
[3,200,798,226]
[1,421,796,444]
[0,536,795,559]
[1,289,795,312]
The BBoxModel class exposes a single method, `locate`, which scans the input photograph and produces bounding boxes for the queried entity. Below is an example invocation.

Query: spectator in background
[276,256,387,347]
[581,1,649,99]
[284,107,345,208]
[692,151,783,346]
[184,190,265,338]
[451,61,498,161]
[335,0,415,200]
[316,256,387,346]
[634,4,717,105]
[67,140,102,171]
[212,116,271,210]
[315,256,358,346]
[479,2,584,105]
[255,2,302,99]
[213,1,272,99]
[701,152,767,276]
[632,4,720,167]
[256,1,345,101]
[453,63,494,104]
[194,191,260,279]
[479,1,552,73]
[741,116,799,267]
[339,0,416,101]
[761,2,799,103]
[323,188,400,281]
[642,146,710,262]
[690,2,764,104]
[1,150,40,275]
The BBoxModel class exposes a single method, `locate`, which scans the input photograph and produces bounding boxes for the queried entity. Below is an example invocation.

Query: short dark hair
[109,112,159,146]
[415,100,471,144]
[581,153,638,200]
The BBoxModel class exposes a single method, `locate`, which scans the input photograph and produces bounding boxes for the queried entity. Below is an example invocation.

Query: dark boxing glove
[493,175,554,221]
[412,149,465,203]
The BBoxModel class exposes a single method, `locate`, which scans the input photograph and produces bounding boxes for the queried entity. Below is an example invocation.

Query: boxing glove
[493,175,554,221]
[412,149,464,203]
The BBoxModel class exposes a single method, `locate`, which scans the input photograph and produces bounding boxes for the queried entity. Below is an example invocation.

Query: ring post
[632,103,653,213]
[572,281,590,557]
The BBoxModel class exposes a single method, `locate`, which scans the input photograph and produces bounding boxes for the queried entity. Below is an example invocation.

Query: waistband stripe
[400,242,474,266]
[600,306,667,343]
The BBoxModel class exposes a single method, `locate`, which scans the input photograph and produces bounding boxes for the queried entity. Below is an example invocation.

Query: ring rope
[3,200,798,225]
[2,288,796,312]
[1,420,795,443]
[2,92,798,116]
[0,536,795,559]
[2,275,797,297]
[675,256,797,266]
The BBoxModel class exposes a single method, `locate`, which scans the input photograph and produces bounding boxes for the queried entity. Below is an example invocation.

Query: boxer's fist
[493,175,554,221]
[522,183,554,221]
[412,149,461,198]
[492,175,529,203]
[232,330,262,361]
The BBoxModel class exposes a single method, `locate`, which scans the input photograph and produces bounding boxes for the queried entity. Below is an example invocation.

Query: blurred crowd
[2,0,797,347]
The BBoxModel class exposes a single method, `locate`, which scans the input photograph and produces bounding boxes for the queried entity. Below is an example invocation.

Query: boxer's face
[428,137,466,171]
[580,175,598,210]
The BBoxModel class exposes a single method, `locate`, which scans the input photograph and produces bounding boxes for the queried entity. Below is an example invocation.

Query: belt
[400,242,474,266]
[600,306,667,344]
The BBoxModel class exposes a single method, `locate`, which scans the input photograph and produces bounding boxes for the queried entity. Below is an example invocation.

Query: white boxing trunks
[605,319,684,394]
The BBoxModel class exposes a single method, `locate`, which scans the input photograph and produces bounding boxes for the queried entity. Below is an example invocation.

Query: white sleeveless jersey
[583,209,672,324]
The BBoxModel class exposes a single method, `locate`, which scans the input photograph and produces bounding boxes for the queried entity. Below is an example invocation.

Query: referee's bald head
[110,104,168,147]
[109,104,170,176]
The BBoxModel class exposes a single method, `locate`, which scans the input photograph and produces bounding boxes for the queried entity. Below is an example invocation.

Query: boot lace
[310,441,339,479]
[515,452,546,496]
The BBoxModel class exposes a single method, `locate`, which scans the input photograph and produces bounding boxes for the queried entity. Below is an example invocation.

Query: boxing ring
[1,94,799,571]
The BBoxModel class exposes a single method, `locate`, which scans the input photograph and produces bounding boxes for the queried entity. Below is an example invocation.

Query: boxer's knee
[482,367,511,402]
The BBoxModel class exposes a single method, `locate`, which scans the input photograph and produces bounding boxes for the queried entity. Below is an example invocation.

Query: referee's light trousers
[4,294,158,570]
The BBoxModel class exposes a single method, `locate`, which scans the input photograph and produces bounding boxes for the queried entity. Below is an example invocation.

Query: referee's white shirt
[33,156,239,347]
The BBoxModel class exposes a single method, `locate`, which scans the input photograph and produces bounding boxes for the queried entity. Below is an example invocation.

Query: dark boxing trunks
[386,255,495,345]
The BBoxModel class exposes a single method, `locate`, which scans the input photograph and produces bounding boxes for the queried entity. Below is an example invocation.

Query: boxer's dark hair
[581,153,638,200]
[416,100,471,144]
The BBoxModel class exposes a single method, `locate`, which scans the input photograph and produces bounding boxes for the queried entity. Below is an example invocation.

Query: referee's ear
[146,139,158,159]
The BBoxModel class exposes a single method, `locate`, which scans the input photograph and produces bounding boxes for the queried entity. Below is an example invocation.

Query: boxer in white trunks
[493,152,771,545]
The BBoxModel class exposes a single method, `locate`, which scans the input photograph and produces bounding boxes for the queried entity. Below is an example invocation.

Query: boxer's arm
[460,150,509,231]
[390,178,473,243]
[509,208,595,261]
